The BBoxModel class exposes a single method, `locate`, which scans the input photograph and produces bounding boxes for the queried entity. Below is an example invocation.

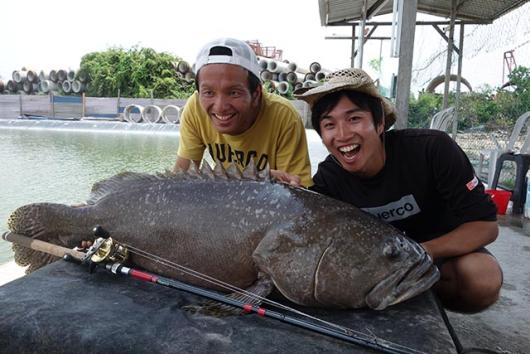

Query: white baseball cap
[194,38,262,82]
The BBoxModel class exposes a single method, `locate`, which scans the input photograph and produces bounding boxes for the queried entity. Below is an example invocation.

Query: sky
[1,0,529,95]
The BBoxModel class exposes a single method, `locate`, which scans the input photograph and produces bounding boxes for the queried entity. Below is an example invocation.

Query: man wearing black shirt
[296,68,502,313]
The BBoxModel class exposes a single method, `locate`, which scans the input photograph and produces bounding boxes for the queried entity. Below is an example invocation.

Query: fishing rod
[3,230,425,354]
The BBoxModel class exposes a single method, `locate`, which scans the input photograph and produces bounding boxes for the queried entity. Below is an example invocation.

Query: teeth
[214,113,233,121]
[339,144,359,153]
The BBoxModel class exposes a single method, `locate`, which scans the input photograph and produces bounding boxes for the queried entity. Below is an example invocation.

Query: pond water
[0,127,328,265]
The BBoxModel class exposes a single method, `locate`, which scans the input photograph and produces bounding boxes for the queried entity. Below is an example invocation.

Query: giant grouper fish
[7,161,439,310]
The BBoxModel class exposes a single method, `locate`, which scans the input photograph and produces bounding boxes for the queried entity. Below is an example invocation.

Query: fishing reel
[83,226,129,272]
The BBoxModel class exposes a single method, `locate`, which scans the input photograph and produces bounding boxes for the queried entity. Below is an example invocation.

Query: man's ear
[377,117,385,135]
[252,85,262,106]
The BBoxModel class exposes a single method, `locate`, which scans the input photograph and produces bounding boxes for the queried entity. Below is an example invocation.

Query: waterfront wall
[0,94,311,127]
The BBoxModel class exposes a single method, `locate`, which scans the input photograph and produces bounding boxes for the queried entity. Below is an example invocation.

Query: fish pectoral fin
[184,273,275,317]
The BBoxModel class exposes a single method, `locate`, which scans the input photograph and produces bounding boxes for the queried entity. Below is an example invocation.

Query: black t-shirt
[310,129,497,243]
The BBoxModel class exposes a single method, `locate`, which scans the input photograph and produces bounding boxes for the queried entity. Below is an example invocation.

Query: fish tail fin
[8,203,88,273]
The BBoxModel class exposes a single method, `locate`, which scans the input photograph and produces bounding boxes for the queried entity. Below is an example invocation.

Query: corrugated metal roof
[319,0,529,25]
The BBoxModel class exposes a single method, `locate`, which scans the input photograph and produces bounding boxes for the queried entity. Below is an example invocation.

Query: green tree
[79,46,195,99]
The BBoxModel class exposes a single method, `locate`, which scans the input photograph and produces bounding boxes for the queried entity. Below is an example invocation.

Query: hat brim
[295,82,396,130]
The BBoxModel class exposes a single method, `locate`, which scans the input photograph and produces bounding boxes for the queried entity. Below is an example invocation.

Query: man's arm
[174,92,208,172]
[274,111,312,187]
[421,220,498,260]
[173,156,200,172]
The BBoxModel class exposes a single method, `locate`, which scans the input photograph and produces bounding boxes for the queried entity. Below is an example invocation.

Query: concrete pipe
[61,80,72,93]
[142,105,163,124]
[0,80,4,93]
[302,80,319,88]
[272,73,279,81]
[13,70,27,83]
[260,70,273,81]
[267,60,297,73]
[257,56,270,70]
[123,104,144,123]
[315,71,327,81]
[23,81,38,94]
[286,71,303,84]
[40,80,57,93]
[177,60,190,74]
[161,105,181,124]
[309,62,321,74]
[294,82,303,91]
[304,73,315,81]
[67,70,76,82]
[49,70,58,82]
[277,72,288,82]
[184,71,195,82]
[71,80,85,93]
[6,80,18,93]
[295,66,309,75]
[276,81,292,95]
[38,70,49,81]
[27,70,39,83]
[57,69,68,82]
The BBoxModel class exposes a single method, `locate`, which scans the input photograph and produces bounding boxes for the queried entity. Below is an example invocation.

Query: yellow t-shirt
[177,91,312,187]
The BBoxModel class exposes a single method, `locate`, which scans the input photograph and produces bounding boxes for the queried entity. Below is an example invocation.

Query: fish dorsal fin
[242,157,258,180]
[213,159,228,180]
[186,163,202,179]
[258,163,271,181]
[226,163,242,180]
[87,172,162,205]
[200,161,215,180]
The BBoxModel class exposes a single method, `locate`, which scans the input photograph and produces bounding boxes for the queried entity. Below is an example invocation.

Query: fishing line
[124,243,426,354]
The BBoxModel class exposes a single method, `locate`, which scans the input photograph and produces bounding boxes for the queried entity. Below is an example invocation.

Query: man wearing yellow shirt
[175,38,312,187]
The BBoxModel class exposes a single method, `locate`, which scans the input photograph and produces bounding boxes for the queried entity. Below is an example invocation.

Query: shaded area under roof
[319,0,529,25]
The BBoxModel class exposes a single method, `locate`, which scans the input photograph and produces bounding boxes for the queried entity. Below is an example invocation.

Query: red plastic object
[485,189,512,215]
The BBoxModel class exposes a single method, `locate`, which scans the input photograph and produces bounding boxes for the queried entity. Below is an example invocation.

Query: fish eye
[383,242,400,258]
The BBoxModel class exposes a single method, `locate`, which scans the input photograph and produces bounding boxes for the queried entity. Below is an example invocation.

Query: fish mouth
[365,243,440,310]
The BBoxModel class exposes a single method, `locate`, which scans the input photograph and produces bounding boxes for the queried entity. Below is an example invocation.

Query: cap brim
[295,83,396,130]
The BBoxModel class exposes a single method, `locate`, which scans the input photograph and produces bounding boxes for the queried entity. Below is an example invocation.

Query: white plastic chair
[429,106,456,132]
[477,110,530,186]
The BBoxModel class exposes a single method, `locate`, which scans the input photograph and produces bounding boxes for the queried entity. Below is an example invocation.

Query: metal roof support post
[394,0,417,129]
[351,25,356,68]
[442,0,457,109]
[357,0,368,68]
[452,23,465,139]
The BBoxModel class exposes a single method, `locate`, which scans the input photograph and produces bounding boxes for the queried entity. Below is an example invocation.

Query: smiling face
[197,63,262,135]
[319,94,386,177]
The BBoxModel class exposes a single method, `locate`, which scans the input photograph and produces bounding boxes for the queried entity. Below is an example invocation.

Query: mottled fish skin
[8,166,439,310]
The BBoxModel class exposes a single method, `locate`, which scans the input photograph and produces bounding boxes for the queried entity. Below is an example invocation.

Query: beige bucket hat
[295,68,396,130]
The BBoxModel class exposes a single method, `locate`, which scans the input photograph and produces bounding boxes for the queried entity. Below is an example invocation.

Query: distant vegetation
[79,47,195,99]
[408,66,530,130]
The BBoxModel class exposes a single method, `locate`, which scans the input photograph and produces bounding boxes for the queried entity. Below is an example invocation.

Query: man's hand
[270,169,302,187]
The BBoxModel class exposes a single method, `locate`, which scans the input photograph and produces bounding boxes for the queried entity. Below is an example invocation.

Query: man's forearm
[421,220,498,260]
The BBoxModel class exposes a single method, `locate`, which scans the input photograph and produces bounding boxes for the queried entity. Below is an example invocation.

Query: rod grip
[2,232,85,261]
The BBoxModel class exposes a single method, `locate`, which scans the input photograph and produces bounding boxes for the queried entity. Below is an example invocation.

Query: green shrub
[79,46,195,99]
